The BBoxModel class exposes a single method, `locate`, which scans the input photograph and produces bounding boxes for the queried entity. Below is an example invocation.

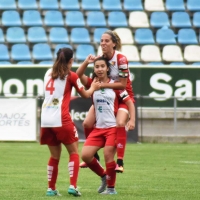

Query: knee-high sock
[116,127,127,159]
[68,153,79,188]
[87,157,105,177]
[84,128,93,139]
[106,161,116,188]
[47,157,59,190]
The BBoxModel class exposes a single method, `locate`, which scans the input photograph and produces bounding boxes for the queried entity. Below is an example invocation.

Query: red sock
[116,127,127,159]
[47,157,59,190]
[68,153,79,188]
[87,158,105,177]
[106,161,116,187]
[84,128,93,139]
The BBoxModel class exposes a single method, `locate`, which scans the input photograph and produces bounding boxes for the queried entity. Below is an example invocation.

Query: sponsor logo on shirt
[52,98,59,105]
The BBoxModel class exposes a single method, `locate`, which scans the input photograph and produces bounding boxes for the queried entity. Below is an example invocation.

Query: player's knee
[116,120,126,127]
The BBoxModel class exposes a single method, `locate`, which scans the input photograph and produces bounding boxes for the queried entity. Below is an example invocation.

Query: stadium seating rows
[0,0,200,65]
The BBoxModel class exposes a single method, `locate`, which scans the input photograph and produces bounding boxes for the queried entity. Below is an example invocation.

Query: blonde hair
[103,30,122,51]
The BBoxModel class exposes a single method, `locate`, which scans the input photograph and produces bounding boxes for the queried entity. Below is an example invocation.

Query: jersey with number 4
[108,50,134,101]
[41,69,84,127]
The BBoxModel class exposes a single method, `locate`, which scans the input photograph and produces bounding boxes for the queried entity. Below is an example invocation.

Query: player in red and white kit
[76,30,135,173]
[40,48,100,197]
[80,56,135,194]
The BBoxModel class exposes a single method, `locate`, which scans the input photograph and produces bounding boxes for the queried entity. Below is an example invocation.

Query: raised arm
[76,54,98,86]
[100,78,127,90]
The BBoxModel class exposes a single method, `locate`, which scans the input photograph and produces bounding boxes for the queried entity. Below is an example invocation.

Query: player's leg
[40,127,61,196]
[101,128,117,195]
[80,105,100,168]
[64,141,81,197]
[115,105,129,173]
[46,144,62,196]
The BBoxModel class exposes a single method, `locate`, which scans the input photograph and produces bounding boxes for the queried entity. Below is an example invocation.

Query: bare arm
[101,77,127,90]
[76,54,98,86]
[78,78,100,98]
[125,100,135,131]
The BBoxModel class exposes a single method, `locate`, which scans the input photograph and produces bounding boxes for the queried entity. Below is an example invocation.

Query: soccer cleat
[115,164,124,173]
[46,188,61,196]
[100,187,117,195]
[97,175,107,193]
[68,185,81,197]
[79,161,88,168]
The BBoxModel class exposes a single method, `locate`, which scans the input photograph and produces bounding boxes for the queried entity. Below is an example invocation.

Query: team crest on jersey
[110,61,115,66]
[52,98,59,105]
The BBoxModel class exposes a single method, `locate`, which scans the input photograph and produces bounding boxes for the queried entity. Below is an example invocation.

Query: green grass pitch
[0,142,199,200]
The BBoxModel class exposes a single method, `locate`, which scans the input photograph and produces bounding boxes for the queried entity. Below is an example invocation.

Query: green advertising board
[0,65,200,107]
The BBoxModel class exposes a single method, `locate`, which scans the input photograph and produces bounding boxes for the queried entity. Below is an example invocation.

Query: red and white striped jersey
[41,69,84,127]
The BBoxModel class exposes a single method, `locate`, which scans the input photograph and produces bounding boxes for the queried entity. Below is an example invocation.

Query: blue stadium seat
[60,0,80,10]
[27,27,48,43]
[193,12,200,28]
[102,0,122,11]
[124,0,143,11]
[128,62,142,65]
[170,62,186,65]
[49,27,69,43]
[171,12,192,28]
[187,0,200,11]
[32,43,52,61]
[0,61,11,65]
[0,0,16,10]
[93,28,108,43]
[192,62,200,65]
[0,44,10,60]
[70,28,90,43]
[18,61,33,65]
[177,28,198,44]
[166,0,185,11]
[0,29,5,43]
[18,0,38,10]
[11,44,31,61]
[6,27,26,43]
[146,62,164,65]
[156,28,177,44]
[107,11,128,27]
[54,44,73,58]
[39,0,59,10]
[39,60,53,65]
[2,11,22,26]
[81,0,101,10]
[150,12,170,28]
[76,44,95,61]
[65,11,85,26]
[86,11,107,27]
[135,28,155,44]
[22,10,43,26]
[44,11,64,26]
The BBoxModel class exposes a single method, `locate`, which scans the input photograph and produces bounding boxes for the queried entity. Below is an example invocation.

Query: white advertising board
[0,98,37,141]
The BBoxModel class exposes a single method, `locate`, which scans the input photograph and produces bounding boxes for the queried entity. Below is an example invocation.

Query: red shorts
[84,127,117,148]
[40,121,79,146]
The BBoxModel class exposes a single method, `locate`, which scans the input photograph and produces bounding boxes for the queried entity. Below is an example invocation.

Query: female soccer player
[40,48,100,197]
[81,56,135,194]
[76,30,135,173]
